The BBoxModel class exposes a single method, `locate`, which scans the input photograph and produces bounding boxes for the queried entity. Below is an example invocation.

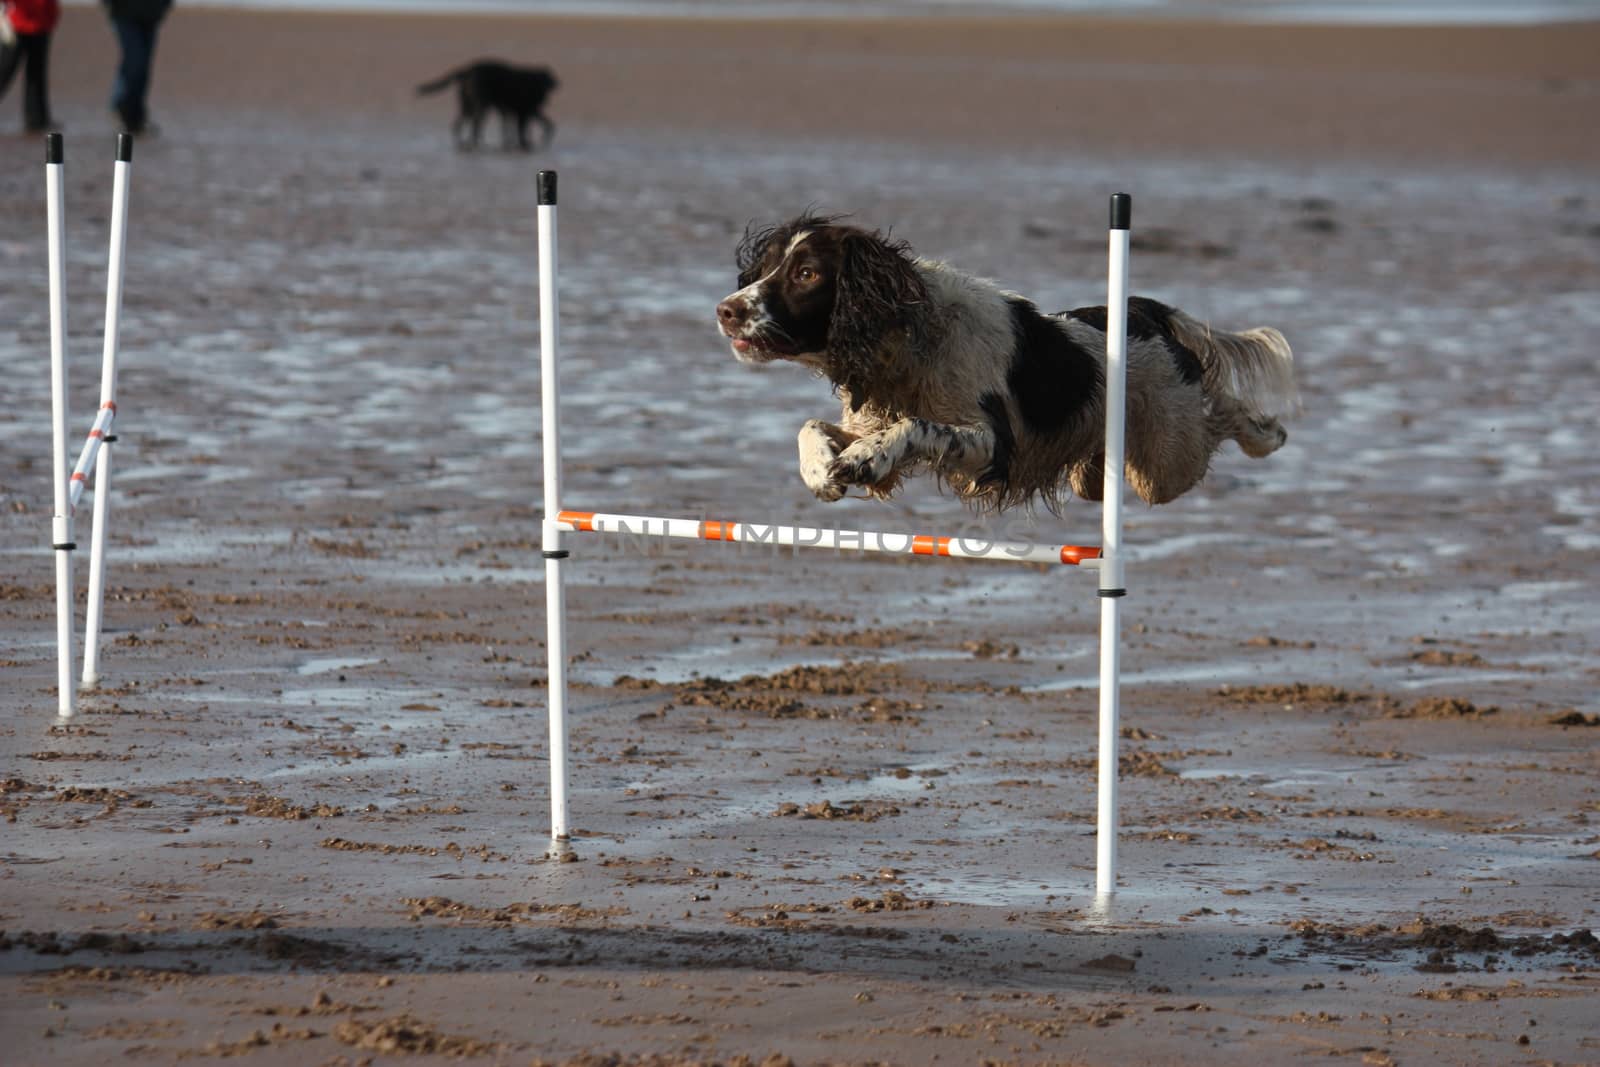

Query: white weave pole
[1096,193,1132,899]
[82,133,135,690]
[536,170,571,841]
[45,133,76,720]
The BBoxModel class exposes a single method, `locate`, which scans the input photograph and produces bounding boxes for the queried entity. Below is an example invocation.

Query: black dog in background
[416,60,558,151]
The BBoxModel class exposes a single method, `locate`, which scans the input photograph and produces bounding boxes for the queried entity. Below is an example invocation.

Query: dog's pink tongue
[732,339,752,353]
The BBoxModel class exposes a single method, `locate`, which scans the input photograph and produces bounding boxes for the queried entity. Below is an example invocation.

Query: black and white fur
[714,215,1297,511]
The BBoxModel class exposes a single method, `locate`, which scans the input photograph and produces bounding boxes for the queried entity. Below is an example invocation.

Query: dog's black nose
[717,299,747,328]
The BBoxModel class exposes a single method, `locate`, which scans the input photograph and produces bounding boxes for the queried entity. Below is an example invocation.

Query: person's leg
[0,36,23,104]
[109,16,134,127]
[110,17,154,131]
[22,32,52,130]
[140,21,164,126]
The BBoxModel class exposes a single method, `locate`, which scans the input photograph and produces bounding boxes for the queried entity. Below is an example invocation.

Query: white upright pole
[45,133,75,720]
[83,133,134,690]
[537,171,571,841]
[1096,193,1132,900]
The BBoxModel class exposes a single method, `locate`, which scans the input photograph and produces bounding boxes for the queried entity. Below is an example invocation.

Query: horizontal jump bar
[556,510,1100,566]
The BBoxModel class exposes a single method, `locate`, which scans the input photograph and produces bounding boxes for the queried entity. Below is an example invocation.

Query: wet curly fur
[715,214,1297,512]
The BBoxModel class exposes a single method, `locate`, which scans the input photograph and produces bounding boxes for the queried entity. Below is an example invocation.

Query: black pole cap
[117,133,134,163]
[537,170,557,205]
[45,132,63,165]
[1110,192,1131,231]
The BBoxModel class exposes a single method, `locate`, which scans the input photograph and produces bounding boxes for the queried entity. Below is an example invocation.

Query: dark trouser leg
[110,17,159,132]
[21,32,51,130]
[0,39,21,103]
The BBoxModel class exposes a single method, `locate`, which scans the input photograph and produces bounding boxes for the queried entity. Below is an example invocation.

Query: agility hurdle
[45,133,136,720]
[555,511,1102,566]
[536,172,1133,899]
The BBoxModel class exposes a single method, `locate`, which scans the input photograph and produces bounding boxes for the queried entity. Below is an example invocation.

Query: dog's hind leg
[461,98,486,150]
[829,418,995,499]
[1235,414,1288,458]
[798,420,858,503]
[452,84,477,150]
[1211,395,1288,458]
[1072,451,1209,506]
[1067,455,1104,502]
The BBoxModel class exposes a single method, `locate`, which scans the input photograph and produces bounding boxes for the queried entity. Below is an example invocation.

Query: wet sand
[1,6,1598,1065]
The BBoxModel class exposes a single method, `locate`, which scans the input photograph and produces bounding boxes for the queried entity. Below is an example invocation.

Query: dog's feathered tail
[1163,307,1298,416]
[416,69,465,95]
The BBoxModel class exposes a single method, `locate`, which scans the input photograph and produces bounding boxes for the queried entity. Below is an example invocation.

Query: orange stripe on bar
[101,401,117,412]
[89,430,104,439]
[560,509,1100,567]
[72,473,87,483]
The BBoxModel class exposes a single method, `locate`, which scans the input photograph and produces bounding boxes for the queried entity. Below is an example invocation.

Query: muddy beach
[1,6,1598,1065]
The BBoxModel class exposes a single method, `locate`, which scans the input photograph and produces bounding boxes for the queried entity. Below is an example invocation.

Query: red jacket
[5,0,60,36]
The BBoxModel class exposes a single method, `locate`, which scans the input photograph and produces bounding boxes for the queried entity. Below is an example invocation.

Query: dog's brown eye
[797,266,819,283]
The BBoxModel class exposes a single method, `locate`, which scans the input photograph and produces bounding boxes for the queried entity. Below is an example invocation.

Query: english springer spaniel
[715,215,1296,511]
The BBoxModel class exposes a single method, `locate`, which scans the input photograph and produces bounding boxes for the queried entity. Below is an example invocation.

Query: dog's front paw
[800,452,846,500]
[808,479,847,503]
[801,458,848,502]
[829,439,892,487]
[798,420,849,502]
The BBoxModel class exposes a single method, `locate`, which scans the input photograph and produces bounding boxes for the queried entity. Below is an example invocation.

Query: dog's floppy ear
[829,229,927,410]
